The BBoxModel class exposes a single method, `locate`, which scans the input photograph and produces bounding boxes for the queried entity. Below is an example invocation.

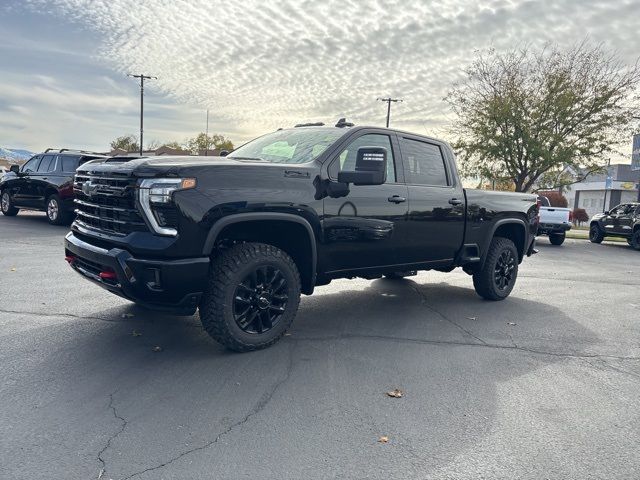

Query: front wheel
[1,190,19,216]
[589,224,605,244]
[473,237,519,301]
[630,230,640,251]
[549,233,565,245]
[199,242,301,352]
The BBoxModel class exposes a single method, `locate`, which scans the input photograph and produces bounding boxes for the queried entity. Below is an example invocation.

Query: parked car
[536,195,572,245]
[589,202,640,250]
[64,122,538,351]
[0,149,107,224]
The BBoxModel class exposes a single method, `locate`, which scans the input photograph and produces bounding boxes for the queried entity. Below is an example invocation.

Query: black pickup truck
[64,122,538,351]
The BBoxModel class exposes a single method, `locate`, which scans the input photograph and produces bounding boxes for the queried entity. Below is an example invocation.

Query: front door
[614,204,634,236]
[398,135,466,263]
[11,156,42,207]
[321,131,408,273]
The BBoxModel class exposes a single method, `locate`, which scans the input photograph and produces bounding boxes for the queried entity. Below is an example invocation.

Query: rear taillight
[568,210,573,222]
[535,198,541,224]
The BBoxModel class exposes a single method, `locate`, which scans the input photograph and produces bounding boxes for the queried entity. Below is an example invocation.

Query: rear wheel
[473,237,518,301]
[46,194,71,225]
[1,190,19,216]
[589,224,605,244]
[549,233,565,245]
[630,230,640,251]
[199,242,301,352]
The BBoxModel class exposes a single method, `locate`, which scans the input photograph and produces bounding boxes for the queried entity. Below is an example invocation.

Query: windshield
[228,128,345,164]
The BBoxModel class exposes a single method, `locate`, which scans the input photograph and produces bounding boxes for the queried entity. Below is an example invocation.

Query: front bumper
[64,232,209,315]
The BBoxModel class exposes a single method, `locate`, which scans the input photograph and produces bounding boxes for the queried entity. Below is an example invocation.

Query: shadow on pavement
[1,275,600,479]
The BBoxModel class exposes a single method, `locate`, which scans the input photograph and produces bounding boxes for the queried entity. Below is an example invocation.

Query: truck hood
[77,155,300,178]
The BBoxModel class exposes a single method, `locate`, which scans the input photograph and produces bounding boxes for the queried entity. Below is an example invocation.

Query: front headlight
[138,178,196,236]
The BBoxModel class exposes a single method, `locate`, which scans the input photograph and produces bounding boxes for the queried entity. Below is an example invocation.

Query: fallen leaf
[386,388,404,398]
[467,316,477,321]
[284,333,292,336]
[152,346,163,352]
[378,436,389,443]
[121,313,134,318]
[10,267,16,272]
[132,330,142,337]
[98,468,105,479]
[507,322,517,326]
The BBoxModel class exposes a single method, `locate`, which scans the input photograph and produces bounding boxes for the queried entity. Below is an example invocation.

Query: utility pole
[127,73,157,156]
[205,109,209,156]
[377,97,403,128]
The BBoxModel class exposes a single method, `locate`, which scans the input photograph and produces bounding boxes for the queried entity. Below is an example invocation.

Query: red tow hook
[99,270,118,281]
[65,255,76,265]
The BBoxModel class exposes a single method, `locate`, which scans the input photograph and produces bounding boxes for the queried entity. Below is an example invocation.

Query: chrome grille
[73,173,147,235]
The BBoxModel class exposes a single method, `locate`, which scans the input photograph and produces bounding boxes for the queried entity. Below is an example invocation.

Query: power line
[127,73,157,156]
[377,97,403,128]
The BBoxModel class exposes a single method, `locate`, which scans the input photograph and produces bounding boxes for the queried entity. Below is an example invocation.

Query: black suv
[0,149,106,224]
[589,202,640,249]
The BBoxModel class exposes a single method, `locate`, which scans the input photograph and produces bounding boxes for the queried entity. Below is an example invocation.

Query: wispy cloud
[4,0,640,150]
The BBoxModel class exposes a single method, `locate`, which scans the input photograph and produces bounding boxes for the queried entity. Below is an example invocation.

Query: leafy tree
[110,134,140,153]
[159,141,184,150]
[572,208,589,226]
[540,191,568,208]
[446,42,640,192]
[186,133,234,155]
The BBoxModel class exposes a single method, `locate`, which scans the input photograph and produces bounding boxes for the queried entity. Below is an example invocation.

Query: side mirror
[604,211,609,215]
[10,164,19,174]
[220,150,230,157]
[337,146,387,186]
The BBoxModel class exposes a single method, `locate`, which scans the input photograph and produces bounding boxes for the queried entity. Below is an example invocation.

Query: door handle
[388,195,406,204]
[449,198,463,205]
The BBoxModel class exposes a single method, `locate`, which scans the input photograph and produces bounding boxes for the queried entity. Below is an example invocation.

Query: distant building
[565,164,639,217]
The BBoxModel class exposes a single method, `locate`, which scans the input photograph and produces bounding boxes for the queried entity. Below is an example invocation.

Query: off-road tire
[46,194,70,225]
[199,242,301,352]
[630,229,640,251]
[589,224,605,244]
[1,190,19,216]
[472,237,519,301]
[549,233,565,246]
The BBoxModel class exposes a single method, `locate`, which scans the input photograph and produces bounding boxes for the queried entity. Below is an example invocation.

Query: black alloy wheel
[494,249,516,291]
[589,224,604,244]
[472,237,519,301]
[631,230,640,251]
[233,265,289,334]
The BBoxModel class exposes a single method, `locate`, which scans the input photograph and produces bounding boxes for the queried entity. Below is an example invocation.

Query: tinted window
[610,204,628,215]
[61,155,81,172]
[400,138,448,186]
[538,195,551,207]
[37,155,56,173]
[22,156,41,173]
[329,134,396,183]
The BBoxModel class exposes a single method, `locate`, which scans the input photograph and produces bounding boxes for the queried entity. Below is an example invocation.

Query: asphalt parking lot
[1,212,639,480]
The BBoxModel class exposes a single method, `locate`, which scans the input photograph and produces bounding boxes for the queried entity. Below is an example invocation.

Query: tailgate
[539,207,571,225]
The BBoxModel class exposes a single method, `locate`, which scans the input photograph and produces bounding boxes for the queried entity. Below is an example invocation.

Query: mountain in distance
[0,147,34,164]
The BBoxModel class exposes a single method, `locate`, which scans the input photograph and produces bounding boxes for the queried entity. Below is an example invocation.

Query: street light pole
[127,73,157,156]
[377,97,403,128]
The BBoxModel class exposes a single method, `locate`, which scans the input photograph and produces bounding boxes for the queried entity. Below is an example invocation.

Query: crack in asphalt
[409,284,488,345]
[518,274,640,287]
[585,358,640,381]
[288,333,640,362]
[0,308,119,323]
[121,344,295,480]
[97,392,128,479]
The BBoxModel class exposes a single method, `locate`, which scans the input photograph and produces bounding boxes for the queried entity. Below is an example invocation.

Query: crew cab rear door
[398,135,465,263]
[321,130,409,272]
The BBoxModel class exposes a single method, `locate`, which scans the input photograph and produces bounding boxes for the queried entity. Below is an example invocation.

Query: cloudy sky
[1,0,638,153]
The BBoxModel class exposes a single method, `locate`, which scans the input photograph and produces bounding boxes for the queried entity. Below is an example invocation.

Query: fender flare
[483,218,528,266]
[202,211,318,282]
